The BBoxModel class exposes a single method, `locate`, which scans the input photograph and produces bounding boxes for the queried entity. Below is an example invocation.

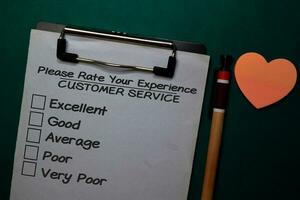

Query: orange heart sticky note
[235,52,297,109]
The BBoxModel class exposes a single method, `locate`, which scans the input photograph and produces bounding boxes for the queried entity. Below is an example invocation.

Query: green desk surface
[1,0,299,199]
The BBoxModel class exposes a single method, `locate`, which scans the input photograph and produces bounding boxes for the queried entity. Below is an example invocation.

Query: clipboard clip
[57,27,177,78]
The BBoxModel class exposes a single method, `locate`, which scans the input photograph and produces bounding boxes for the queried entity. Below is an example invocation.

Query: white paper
[10,29,209,200]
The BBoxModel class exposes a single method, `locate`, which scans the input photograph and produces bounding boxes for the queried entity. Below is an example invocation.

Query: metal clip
[57,27,177,78]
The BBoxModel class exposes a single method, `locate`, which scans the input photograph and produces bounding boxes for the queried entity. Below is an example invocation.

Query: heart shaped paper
[235,52,297,109]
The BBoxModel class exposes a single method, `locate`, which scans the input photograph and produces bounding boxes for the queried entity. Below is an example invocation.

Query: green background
[1,0,299,199]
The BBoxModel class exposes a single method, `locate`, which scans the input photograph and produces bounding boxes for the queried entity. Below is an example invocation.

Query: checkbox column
[21,93,47,177]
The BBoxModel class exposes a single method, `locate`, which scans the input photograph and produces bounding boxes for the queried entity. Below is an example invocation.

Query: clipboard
[10,22,210,200]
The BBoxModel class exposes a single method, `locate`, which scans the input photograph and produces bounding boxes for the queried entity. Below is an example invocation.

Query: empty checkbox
[28,111,44,127]
[26,128,41,143]
[21,161,37,177]
[31,94,46,110]
[24,145,39,160]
